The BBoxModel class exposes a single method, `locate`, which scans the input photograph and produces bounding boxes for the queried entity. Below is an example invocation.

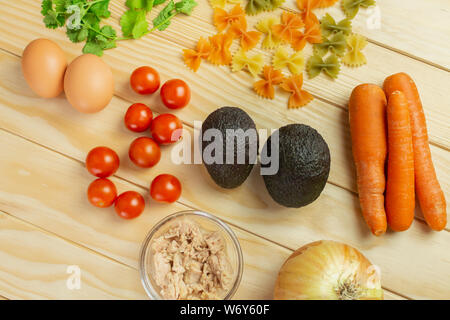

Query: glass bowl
[139,210,243,300]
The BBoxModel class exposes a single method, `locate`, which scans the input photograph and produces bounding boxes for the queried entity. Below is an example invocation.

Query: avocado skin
[262,124,330,208]
[201,107,258,189]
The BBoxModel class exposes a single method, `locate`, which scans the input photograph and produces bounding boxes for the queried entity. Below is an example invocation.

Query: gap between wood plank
[0,208,135,271]
[0,45,447,232]
[0,181,410,300]
[1,39,448,154]
[278,6,450,73]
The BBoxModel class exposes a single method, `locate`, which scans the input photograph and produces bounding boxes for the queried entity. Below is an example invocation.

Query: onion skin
[274,240,384,300]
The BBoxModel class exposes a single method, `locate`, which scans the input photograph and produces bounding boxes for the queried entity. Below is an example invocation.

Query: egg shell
[64,54,114,114]
[22,38,67,98]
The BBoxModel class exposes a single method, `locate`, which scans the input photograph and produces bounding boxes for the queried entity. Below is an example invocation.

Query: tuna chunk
[150,220,233,300]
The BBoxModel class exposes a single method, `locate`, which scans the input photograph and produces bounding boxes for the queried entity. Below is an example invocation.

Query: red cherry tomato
[150,174,182,203]
[150,114,183,144]
[114,191,145,219]
[87,178,117,208]
[86,146,120,178]
[130,66,160,95]
[124,103,153,132]
[160,79,191,109]
[129,137,161,168]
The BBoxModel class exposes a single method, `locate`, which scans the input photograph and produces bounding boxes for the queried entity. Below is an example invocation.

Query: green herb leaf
[175,0,197,15]
[83,41,103,56]
[120,9,148,38]
[41,0,53,15]
[126,0,157,11]
[91,0,111,18]
[152,0,175,31]
[154,0,167,5]
[66,26,88,42]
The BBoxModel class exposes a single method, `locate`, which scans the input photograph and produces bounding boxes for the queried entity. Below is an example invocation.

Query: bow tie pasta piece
[183,37,212,72]
[272,12,304,44]
[231,49,264,77]
[291,19,322,51]
[253,65,284,99]
[320,13,352,37]
[342,0,376,19]
[213,4,246,32]
[316,0,339,7]
[272,46,305,75]
[280,74,314,108]
[342,33,367,67]
[256,17,282,49]
[208,33,234,65]
[296,0,319,24]
[229,20,262,51]
[313,32,347,57]
[307,53,340,79]
[246,0,285,15]
[210,0,242,9]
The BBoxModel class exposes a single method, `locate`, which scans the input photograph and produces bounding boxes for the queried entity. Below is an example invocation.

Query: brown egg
[22,38,67,98]
[64,54,114,114]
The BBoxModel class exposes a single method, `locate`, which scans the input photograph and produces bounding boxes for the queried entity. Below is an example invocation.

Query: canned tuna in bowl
[139,210,243,300]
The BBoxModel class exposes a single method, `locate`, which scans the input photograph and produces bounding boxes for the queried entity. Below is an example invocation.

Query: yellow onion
[274,240,383,300]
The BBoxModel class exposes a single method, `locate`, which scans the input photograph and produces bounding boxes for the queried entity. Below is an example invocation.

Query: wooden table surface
[0,0,449,300]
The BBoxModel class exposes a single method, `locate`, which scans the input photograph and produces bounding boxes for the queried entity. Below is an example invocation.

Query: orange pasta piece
[228,20,262,51]
[296,0,338,24]
[271,11,304,44]
[317,0,339,8]
[208,33,233,65]
[253,65,284,99]
[280,74,314,108]
[291,19,322,51]
[183,37,212,72]
[213,4,246,32]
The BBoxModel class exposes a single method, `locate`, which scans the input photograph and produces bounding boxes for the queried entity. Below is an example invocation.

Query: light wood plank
[0,50,447,226]
[0,134,403,300]
[0,210,147,299]
[281,0,450,70]
[0,0,449,150]
[0,129,296,300]
[0,53,445,299]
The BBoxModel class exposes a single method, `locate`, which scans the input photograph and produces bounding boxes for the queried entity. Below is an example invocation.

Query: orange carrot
[383,73,447,231]
[385,91,415,231]
[349,84,388,236]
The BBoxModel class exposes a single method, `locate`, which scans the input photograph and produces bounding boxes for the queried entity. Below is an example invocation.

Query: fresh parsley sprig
[41,0,122,56]
[41,0,197,56]
[152,0,197,32]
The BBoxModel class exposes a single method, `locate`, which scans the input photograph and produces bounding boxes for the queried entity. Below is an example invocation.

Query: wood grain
[0,210,147,299]
[280,0,450,70]
[0,50,447,226]
[0,0,448,150]
[0,129,404,300]
[0,0,447,300]
[0,52,446,299]
[0,129,300,300]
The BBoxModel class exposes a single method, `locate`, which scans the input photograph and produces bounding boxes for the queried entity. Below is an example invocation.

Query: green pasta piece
[267,0,285,11]
[307,53,340,79]
[342,0,376,19]
[313,32,347,57]
[320,13,352,37]
[245,0,268,15]
[245,0,284,15]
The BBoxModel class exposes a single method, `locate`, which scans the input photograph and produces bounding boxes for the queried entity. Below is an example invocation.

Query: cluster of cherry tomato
[85,66,188,220]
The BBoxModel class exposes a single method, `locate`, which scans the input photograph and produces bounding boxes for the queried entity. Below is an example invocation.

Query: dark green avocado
[261,124,330,208]
[201,107,259,189]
